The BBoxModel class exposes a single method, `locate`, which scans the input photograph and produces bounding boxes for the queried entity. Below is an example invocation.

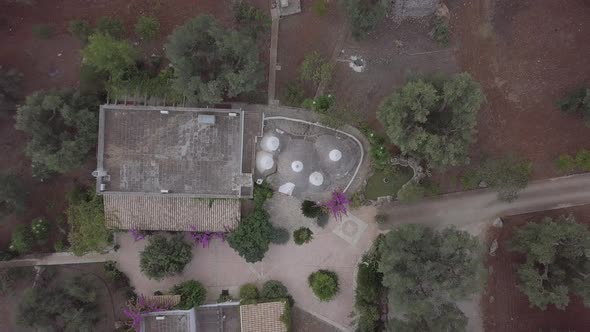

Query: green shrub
[375,214,386,224]
[313,0,328,16]
[301,200,322,218]
[31,218,49,243]
[67,188,111,256]
[316,212,330,228]
[0,174,27,215]
[135,16,160,40]
[239,283,259,302]
[354,238,384,332]
[270,227,290,245]
[261,280,289,300]
[556,87,590,126]
[360,125,391,171]
[0,267,33,296]
[171,280,207,309]
[139,235,192,280]
[10,225,34,254]
[233,0,271,38]
[299,52,333,86]
[282,81,305,107]
[32,24,53,39]
[253,182,273,208]
[103,260,128,283]
[349,192,365,208]
[293,227,313,245]
[557,150,590,173]
[96,17,125,38]
[280,300,292,331]
[460,169,481,190]
[68,19,91,42]
[82,33,138,82]
[0,250,17,261]
[308,270,339,301]
[432,17,450,47]
[0,67,23,116]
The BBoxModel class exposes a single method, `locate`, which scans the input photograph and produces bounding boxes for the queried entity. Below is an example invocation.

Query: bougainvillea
[123,294,173,331]
[129,227,146,241]
[322,190,350,221]
[190,226,226,248]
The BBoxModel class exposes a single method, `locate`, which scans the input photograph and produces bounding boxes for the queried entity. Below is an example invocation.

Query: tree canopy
[15,90,98,177]
[510,214,590,310]
[378,73,484,168]
[171,280,207,309]
[16,275,101,331]
[165,15,263,104]
[344,0,390,40]
[378,224,482,331]
[82,33,137,81]
[67,187,111,256]
[227,207,274,263]
[140,235,193,280]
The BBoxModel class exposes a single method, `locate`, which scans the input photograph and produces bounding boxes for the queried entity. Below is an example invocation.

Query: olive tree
[378,73,484,168]
[379,224,483,331]
[165,15,263,104]
[16,275,101,331]
[15,90,98,177]
[227,208,274,263]
[510,214,590,310]
[344,0,390,40]
[140,235,193,280]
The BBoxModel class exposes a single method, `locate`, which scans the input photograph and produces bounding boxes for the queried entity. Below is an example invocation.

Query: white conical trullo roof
[260,133,280,152]
[309,171,324,186]
[256,151,275,173]
[329,149,342,161]
[291,161,304,173]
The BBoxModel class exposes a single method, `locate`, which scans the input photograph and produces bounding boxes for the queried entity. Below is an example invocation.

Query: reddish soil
[275,0,346,100]
[483,205,590,332]
[433,0,590,190]
[0,0,270,252]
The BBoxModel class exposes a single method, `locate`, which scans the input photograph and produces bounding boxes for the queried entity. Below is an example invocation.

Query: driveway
[115,203,380,331]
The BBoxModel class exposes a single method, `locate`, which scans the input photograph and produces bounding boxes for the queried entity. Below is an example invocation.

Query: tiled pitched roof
[104,194,240,232]
[240,301,288,332]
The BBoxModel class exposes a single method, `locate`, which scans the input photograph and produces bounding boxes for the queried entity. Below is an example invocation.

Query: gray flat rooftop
[97,106,248,197]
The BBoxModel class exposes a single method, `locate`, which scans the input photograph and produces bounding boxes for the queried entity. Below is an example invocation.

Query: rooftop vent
[198,114,215,125]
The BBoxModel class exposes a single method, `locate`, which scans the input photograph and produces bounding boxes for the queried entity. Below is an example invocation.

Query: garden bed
[364,167,413,200]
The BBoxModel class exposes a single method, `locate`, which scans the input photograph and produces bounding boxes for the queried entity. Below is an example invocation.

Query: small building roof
[141,308,196,332]
[104,195,240,232]
[240,301,287,332]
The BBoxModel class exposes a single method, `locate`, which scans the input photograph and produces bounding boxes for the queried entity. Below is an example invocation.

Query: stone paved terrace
[97,106,247,198]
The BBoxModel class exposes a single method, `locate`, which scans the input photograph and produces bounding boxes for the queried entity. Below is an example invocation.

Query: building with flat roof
[95,105,263,231]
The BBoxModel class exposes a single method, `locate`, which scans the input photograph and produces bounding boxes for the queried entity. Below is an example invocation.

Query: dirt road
[378,173,590,236]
